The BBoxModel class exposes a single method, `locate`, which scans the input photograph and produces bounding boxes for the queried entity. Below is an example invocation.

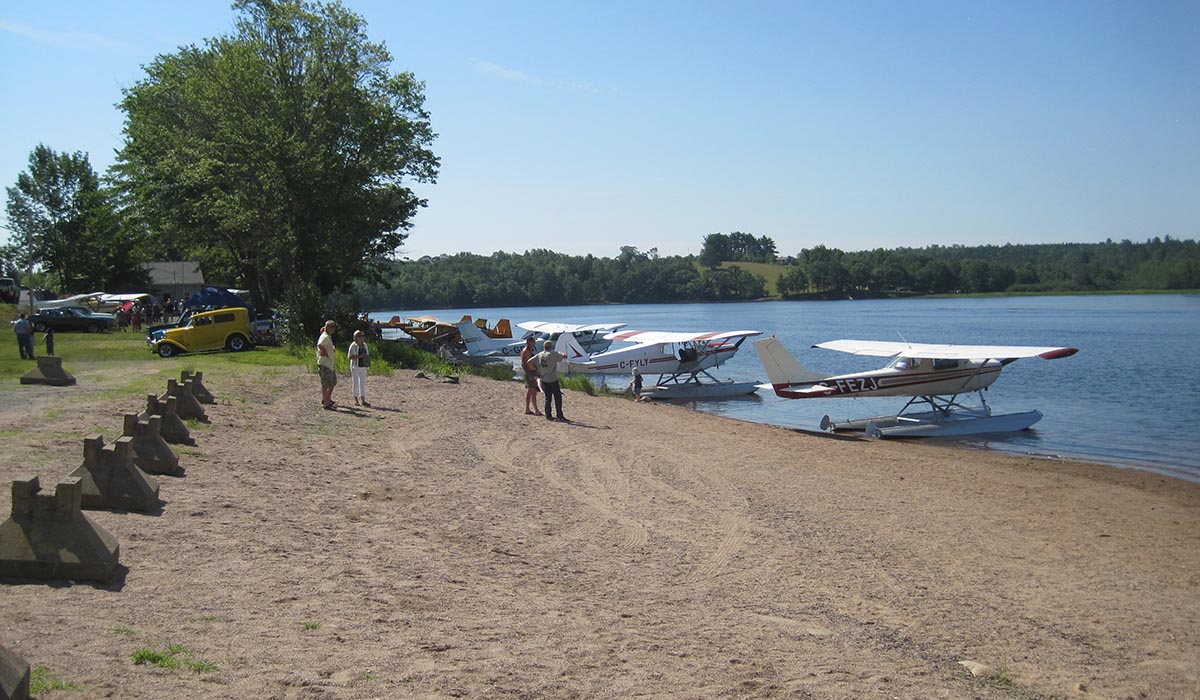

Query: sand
[1,364,1198,699]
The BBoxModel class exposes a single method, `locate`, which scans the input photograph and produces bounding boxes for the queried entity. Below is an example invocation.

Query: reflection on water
[373,295,1200,482]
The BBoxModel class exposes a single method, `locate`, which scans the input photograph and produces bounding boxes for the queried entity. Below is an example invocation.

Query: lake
[372,295,1200,482]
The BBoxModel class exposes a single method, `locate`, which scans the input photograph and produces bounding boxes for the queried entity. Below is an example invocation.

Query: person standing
[348,330,371,407]
[532,338,568,422]
[316,320,338,410]
[43,326,54,357]
[627,367,645,401]
[13,314,33,360]
[520,336,542,415]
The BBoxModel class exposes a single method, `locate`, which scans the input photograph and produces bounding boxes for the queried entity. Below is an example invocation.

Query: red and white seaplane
[559,329,763,399]
[753,337,1078,437]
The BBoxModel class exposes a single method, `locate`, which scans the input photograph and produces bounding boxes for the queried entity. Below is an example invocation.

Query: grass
[131,643,217,673]
[110,625,135,635]
[0,303,545,400]
[30,665,81,694]
[716,260,788,294]
[560,374,622,397]
[300,620,321,631]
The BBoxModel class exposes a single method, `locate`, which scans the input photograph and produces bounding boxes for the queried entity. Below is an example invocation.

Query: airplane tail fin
[557,332,590,363]
[753,337,828,388]
[493,318,512,338]
[455,321,490,353]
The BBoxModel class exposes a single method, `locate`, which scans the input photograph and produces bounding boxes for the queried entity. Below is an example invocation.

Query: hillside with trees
[356,237,1197,310]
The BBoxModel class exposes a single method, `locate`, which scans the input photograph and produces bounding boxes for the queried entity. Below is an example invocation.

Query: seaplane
[455,321,627,358]
[558,328,763,399]
[517,321,627,355]
[753,337,1078,437]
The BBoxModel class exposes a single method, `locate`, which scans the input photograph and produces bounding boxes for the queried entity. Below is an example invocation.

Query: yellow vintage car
[150,307,254,358]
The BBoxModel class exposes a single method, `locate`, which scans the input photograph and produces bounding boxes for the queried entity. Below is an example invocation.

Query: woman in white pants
[348,330,371,406]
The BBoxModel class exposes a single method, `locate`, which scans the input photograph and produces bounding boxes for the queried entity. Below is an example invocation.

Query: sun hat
[544,339,554,348]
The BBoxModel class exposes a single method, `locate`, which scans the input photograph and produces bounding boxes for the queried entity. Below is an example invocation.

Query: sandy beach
[1,362,1198,699]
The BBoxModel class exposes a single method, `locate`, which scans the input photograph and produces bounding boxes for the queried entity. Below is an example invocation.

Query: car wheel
[157,343,177,358]
[34,321,48,332]
[227,334,249,352]
[86,323,99,333]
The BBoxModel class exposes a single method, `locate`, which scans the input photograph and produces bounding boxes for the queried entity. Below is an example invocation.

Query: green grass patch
[110,624,135,635]
[718,260,787,294]
[30,665,81,693]
[131,643,217,673]
[300,620,321,631]
[132,647,180,669]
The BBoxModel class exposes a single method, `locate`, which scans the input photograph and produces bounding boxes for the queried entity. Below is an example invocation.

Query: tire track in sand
[473,431,649,556]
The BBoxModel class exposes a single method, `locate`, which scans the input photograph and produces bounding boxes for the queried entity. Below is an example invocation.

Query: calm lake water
[372,295,1200,483]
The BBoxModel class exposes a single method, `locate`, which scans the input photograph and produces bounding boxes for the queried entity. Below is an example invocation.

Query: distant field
[690,261,788,296]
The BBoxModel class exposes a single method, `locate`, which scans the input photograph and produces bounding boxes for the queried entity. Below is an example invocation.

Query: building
[146,262,205,303]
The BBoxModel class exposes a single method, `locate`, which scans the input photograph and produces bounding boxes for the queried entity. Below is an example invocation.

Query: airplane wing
[603,330,762,343]
[517,321,626,334]
[814,339,1078,360]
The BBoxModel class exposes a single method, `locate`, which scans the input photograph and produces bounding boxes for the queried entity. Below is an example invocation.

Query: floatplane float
[753,337,1078,437]
[559,329,763,400]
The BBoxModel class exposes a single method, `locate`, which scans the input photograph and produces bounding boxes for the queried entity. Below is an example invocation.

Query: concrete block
[139,394,193,446]
[0,643,30,700]
[18,356,76,387]
[122,414,182,476]
[0,476,120,583]
[68,435,160,512]
[181,370,214,404]
[161,378,206,422]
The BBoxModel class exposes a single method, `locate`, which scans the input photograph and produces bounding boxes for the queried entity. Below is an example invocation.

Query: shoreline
[2,363,1198,698]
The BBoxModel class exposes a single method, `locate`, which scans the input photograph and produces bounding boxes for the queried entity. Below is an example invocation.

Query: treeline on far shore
[355,237,1199,310]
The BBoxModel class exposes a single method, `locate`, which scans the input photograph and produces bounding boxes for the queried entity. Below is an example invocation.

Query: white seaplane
[517,321,626,355]
[559,329,763,399]
[455,321,627,358]
[753,337,1078,437]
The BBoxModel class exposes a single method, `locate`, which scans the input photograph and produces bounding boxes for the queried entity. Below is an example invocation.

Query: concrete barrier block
[181,370,214,404]
[18,356,76,387]
[139,394,193,446]
[122,414,182,476]
[68,435,160,512]
[161,378,206,422]
[0,643,31,700]
[0,476,120,583]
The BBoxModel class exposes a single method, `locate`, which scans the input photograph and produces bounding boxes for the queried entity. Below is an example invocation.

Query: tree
[698,233,729,268]
[776,265,808,296]
[115,0,438,324]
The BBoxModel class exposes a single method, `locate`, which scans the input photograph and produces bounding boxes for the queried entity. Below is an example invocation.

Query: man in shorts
[317,320,338,409]
[520,336,542,415]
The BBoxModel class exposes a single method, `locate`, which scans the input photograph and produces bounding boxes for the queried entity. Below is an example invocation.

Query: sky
[1,0,1197,260]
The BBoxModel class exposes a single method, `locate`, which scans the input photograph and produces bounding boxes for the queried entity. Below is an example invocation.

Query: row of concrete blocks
[0,371,215,586]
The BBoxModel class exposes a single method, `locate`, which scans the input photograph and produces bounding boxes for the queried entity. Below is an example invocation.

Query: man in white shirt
[316,320,338,409]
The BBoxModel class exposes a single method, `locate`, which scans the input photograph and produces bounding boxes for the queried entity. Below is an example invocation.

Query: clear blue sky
[2,1,1197,259]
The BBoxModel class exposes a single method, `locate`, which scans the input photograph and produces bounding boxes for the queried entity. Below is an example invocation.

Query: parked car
[149,307,254,358]
[29,306,118,333]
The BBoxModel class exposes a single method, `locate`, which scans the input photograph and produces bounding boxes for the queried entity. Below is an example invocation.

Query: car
[149,307,255,358]
[30,306,118,333]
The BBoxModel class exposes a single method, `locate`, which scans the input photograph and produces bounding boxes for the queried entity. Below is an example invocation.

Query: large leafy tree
[115,0,438,318]
[4,145,147,293]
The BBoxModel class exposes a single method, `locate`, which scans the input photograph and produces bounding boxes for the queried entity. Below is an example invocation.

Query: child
[347,330,371,407]
[627,367,645,402]
[43,327,54,356]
